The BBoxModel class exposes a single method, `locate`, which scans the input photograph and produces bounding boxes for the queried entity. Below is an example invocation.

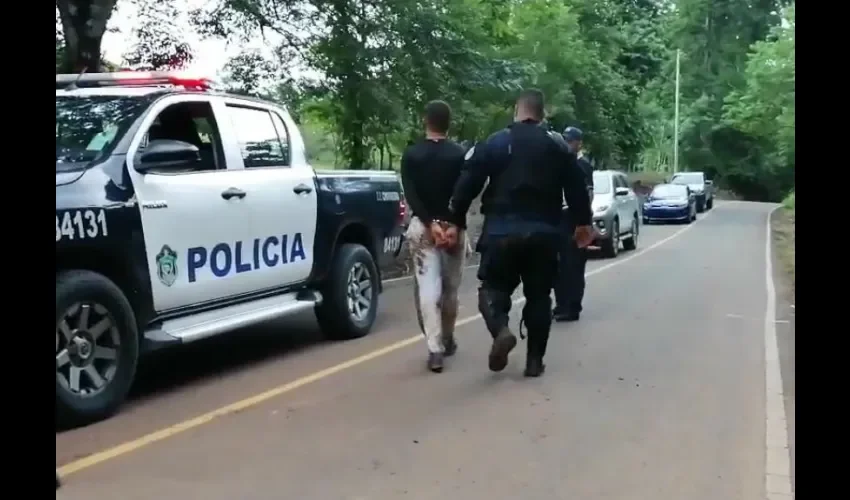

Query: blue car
[642,183,697,224]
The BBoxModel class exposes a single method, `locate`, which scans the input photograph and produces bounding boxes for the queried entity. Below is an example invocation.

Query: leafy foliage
[723,4,795,192]
[56,0,119,72]
[57,0,795,199]
[122,0,194,70]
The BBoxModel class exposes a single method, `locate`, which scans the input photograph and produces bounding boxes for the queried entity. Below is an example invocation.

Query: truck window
[269,112,291,167]
[56,95,150,170]
[226,105,289,168]
[137,101,224,173]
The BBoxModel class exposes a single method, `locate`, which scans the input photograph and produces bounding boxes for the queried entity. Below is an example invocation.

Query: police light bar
[56,71,214,90]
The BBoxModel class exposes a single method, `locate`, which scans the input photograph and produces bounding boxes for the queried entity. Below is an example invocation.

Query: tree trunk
[56,0,117,73]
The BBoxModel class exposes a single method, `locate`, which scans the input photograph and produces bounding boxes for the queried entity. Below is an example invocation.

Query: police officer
[445,89,593,377]
[554,126,594,322]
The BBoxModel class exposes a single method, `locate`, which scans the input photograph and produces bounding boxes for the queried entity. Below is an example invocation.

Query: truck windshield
[651,184,688,199]
[56,95,150,171]
[671,172,704,185]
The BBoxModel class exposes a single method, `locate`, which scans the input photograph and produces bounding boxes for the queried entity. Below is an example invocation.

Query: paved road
[57,202,794,500]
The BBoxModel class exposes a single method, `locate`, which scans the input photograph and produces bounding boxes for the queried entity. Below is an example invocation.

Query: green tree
[722,3,794,199]
[668,0,782,187]
[122,0,195,71]
[56,0,119,72]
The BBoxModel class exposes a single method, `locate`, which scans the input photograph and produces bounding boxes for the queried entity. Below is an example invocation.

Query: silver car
[590,170,641,258]
[670,171,714,212]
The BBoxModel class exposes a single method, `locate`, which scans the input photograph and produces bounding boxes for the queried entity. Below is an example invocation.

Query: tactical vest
[480,123,566,226]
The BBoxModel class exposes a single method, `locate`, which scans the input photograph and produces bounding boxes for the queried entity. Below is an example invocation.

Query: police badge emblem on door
[156,245,179,287]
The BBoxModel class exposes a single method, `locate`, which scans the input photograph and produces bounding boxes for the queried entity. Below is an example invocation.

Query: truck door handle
[221,187,246,200]
[293,184,313,195]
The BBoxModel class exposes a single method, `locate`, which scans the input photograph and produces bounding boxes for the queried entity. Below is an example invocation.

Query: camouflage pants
[406,216,467,354]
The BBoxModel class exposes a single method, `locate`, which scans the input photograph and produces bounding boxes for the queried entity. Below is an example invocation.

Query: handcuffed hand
[573,225,595,248]
[430,221,460,249]
[429,221,447,245]
[441,223,460,249]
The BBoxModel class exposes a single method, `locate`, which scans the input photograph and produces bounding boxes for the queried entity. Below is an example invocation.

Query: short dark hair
[424,100,452,134]
[517,88,545,120]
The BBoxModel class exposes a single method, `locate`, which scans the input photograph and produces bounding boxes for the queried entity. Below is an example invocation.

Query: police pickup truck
[56,72,407,426]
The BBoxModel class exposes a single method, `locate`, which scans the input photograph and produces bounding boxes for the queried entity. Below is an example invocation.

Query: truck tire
[315,243,379,340]
[56,270,139,427]
[600,219,620,258]
[706,198,714,210]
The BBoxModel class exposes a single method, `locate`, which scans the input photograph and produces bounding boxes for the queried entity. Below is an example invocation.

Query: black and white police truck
[56,72,407,426]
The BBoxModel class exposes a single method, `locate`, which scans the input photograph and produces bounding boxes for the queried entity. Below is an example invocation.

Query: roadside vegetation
[57,0,794,202]
[773,191,795,294]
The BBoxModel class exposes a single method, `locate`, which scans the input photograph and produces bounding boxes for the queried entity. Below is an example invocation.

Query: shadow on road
[57,314,330,433]
[131,315,328,403]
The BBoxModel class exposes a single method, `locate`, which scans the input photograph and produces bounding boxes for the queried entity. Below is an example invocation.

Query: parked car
[590,170,641,258]
[642,183,697,224]
[670,171,713,212]
[56,72,407,426]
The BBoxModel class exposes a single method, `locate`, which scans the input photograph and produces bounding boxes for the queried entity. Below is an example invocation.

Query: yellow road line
[58,208,717,478]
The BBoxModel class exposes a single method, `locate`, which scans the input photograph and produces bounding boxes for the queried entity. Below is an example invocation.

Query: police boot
[478,287,516,372]
[552,307,571,322]
[524,350,546,377]
[489,326,518,372]
[522,297,552,377]
[427,352,444,373]
[524,331,550,377]
[555,309,580,322]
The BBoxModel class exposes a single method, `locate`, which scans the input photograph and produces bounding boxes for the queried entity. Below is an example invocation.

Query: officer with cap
[445,89,594,377]
[554,126,594,322]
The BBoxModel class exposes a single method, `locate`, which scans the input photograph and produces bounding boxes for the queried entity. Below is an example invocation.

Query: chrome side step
[144,291,322,344]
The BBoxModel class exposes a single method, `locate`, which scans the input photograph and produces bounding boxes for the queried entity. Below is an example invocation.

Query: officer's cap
[563,126,583,142]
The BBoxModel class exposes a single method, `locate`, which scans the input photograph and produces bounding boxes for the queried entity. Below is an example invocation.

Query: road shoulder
[770,207,795,494]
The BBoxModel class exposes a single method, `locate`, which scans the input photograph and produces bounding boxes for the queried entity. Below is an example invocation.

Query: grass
[772,191,795,295]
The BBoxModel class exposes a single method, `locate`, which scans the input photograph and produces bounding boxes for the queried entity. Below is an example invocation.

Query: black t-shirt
[400,138,467,228]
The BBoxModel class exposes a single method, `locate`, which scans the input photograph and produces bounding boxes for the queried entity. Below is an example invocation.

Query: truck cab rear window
[226,105,290,168]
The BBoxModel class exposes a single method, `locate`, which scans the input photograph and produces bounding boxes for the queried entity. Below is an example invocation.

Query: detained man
[400,100,468,373]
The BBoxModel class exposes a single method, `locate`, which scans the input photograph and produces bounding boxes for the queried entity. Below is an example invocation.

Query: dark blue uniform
[449,119,592,374]
[554,154,594,319]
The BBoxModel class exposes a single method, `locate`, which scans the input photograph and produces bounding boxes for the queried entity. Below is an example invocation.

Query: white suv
[590,170,640,258]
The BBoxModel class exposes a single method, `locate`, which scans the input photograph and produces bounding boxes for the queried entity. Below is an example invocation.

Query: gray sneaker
[443,335,458,357]
[427,352,444,373]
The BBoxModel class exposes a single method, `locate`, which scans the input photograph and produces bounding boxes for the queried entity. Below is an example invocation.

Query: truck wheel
[56,270,139,427]
[316,243,379,340]
[706,198,713,210]
[622,215,639,251]
[600,219,620,258]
